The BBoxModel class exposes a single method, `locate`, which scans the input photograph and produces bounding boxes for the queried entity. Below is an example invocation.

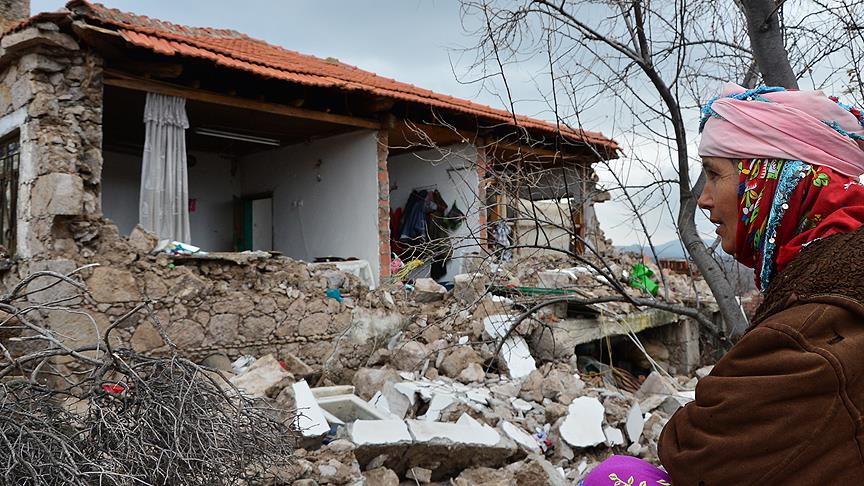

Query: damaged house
[0,0,618,286]
[0,0,714,381]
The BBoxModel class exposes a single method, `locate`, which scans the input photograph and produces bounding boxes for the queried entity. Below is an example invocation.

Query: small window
[0,133,20,255]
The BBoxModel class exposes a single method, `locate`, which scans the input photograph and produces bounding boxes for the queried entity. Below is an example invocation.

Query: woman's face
[698,157,740,255]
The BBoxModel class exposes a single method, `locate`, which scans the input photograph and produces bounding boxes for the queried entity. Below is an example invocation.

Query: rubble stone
[412,278,447,303]
[362,467,398,486]
[229,354,292,398]
[440,347,483,378]
[86,267,140,303]
[636,371,679,399]
[405,466,432,483]
[390,341,428,371]
[455,467,516,486]
[352,368,402,401]
[458,362,486,383]
[506,455,568,486]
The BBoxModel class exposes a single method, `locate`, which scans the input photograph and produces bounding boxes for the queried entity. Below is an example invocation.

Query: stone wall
[0,21,103,261]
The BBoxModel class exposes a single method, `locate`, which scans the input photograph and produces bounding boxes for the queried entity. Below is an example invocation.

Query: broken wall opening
[100,86,382,283]
[387,144,482,283]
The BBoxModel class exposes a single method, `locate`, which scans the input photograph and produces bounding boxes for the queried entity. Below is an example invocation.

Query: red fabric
[734,159,864,289]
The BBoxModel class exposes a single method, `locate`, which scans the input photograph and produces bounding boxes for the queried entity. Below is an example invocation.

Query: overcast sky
[31,0,715,247]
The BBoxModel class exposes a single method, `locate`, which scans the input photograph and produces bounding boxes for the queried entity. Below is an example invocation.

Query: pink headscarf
[699,83,864,179]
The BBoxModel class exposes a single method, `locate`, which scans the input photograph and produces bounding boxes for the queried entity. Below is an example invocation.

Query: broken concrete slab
[500,420,542,455]
[293,379,331,438]
[407,419,501,447]
[625,402,644,444]
[603,426,625,446]
[316,393,396,422]
[559,397,606,448]
[348,419,413,447]
[483,315,536,379]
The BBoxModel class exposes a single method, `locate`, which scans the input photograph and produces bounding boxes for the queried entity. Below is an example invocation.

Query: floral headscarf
[735,158,864,291]
[699,84,864,291]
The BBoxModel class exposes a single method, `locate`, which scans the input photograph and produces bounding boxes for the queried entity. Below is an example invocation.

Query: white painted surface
[420,392,456,421]
[292,379,331,438]
[560,397,606,448]
[483,314,537,379]
[387,144,481,282]
[625,402,644,444]
[251,197,273,250]
[241,130,381,284]
[604,426,626,446]
[102,150,239,250]
[501,421,541,454]
[406,419,500,446]
[348,419,413,446]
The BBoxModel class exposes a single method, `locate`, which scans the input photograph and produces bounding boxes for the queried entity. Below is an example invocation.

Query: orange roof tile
[36,1,619,152]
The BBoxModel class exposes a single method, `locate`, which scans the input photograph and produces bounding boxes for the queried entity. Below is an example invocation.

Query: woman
[585,84,864,485]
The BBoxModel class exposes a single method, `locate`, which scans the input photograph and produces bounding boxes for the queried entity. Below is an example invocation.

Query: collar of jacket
[750,226,864,330]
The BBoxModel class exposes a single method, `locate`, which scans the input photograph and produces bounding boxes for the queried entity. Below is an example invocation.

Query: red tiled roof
[40,1,619,152]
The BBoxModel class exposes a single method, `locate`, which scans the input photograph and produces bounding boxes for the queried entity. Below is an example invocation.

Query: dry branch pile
[0,268,297,486]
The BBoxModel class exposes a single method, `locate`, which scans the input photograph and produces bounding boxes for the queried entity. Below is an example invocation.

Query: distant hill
[615,239,714,260]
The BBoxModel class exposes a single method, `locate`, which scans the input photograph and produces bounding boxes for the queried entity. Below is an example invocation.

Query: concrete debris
[559,397,607,448]
[483,315,536,379]
[293,380,331,438]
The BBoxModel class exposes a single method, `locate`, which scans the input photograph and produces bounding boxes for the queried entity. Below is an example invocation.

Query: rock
[291,480,319,486]
[506,455,568,486]
[412,278,447,302]
[31,173,83,216]
[636,371,678,399]
[281,353,314,377]
[458,362,486,383]
[229,354,293,398]
[128,225,158,253]
[352,367,401,400]
[540,368,585,403]
[390,341,429,371]
[559,397,606,448]
[440,347,483,378]
[455,467,516,486]
[362,467,399,486]
[453,273,486,304]
[86,267,140,303]
[544,402,568,424]
[405,466,432,483]
[131,321,164,353]
[208,314,240,344]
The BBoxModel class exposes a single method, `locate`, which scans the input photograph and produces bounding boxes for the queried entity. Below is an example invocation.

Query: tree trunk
[738,0,799,89]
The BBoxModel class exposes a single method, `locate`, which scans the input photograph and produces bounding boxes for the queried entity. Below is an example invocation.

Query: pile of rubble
[218,311,711,485]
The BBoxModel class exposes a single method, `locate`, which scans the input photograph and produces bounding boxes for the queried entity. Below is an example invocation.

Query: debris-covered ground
[1,223,722,485]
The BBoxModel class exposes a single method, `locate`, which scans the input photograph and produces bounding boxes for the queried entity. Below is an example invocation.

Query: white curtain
[139,92,191,243]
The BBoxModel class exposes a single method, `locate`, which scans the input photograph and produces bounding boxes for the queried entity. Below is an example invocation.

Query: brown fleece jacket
[658,228,864,485]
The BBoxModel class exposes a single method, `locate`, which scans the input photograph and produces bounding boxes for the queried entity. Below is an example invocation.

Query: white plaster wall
[240,130,381,283]
[102,150,239,250]
[388,144,481,282]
